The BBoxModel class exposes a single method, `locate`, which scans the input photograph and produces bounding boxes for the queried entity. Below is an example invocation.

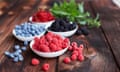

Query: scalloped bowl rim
[29,16,55,24]
[47,24,78,37]
[12,29,46,41]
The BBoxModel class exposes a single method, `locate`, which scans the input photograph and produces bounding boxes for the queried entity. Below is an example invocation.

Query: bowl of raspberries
[47,19,78,37]
[30,32,70,58]
[29,10,55,28]
[12,22,46,41]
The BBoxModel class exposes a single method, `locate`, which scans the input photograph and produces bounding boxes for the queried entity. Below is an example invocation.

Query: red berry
[31,58,40,65]
[78,55,84,62]
[62,42,68,48]
[39,45,50,52]
[63,57,71,64]
[68,46,73,51]
[72,45,78,51]
[72,50,78,56]
[49,43,57,51]
[71,42,77,47]
[71,54,77,61]
[64,38,70,43]
[42,63,50,71]
[79,44,84,49]
[52,38,58,44]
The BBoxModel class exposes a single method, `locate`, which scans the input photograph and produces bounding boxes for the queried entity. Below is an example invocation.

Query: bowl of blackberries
[12,22,46,41]
[47,19,78,37]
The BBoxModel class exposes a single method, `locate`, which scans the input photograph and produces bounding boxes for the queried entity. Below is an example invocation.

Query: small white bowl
[29,16,55,29]
[30,39,69,58]
[12,29,46,41]
[47,25,78,37]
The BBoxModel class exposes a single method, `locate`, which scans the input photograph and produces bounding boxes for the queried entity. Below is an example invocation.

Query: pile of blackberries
[48,19,77,32]
[76,26,89,36]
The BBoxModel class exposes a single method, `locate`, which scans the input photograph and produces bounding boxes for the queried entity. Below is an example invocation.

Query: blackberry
[80,26,89,36]
[76,29,82,35]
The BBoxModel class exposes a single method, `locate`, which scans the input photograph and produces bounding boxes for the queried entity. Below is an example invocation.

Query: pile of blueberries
[48,19,77,32]
[4,41,28,62]
[14,22,46,37]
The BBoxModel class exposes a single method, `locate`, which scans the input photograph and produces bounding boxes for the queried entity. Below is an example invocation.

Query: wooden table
[0,0,120,72]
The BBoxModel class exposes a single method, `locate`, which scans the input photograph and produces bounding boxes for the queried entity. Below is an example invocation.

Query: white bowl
[47,25,78,37]
[29,16,55,29]
[30,39,69,58]
[12,29,46,41]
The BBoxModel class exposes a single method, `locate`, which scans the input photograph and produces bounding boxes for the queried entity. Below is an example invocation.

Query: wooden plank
[0,0,57,72]
[0,0,19,18]
[90,0,120,69]
[57,0,120,72]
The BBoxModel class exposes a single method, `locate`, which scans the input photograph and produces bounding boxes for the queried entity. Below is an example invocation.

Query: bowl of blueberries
[47,19,78,37]
[12,22,46,41]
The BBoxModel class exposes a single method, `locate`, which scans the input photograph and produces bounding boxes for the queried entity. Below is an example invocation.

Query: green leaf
[78,2,84,13]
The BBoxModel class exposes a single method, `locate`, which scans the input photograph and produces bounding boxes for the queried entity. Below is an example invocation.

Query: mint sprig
[50,0,101,28]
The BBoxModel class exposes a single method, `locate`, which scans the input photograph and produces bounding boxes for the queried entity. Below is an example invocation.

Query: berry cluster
[32,10,55,22]
[76,26,89,36]
[4,41,28,62]
[48,19,77,32]
[15,22,46,37]
[63,42,84,64]
[32,32,70,52]
[31,58,49,71]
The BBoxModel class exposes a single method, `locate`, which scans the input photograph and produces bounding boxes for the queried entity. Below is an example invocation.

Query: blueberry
[13,51,20,56]
[18,55,24,61]
[13,57,19,62]
[24,41,28,46]
[21,46,27,51]
[9,53,15,58]
[4,51,10,56]
[14,45,20,50]
[16,49,22,53]
[15,25,21,30]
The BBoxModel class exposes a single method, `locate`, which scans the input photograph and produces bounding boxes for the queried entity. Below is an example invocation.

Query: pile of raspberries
[32,10,55,22]
[63,42,84,63]
[32,32,70,52]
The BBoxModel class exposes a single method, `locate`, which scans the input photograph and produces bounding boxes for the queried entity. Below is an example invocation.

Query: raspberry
[64,38,70,43]
[42,63,50,71]
[71,42,77,47]
[72,50,78,56]
[46,32,54,37]
[63,57,71,64]
[71,54,77,61]
[68,46,73,51]
[39,45,50,52]
[49,43,57,51]
[62,42,68,48]
[72,45,78,51]
[52,38,58,44]
[31,58,40,65]
[78,55,84,62]
[79,44,84,51]
[45,35,52,42]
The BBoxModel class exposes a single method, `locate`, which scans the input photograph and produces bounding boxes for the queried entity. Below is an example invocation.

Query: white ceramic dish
[47,24,78,37]
[30,39,69,58]
[12,29,46,41]
[29,16,55,29]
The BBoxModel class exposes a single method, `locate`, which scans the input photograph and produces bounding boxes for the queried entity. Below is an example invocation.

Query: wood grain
[0,0,120,72]
[89,0,120,69]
